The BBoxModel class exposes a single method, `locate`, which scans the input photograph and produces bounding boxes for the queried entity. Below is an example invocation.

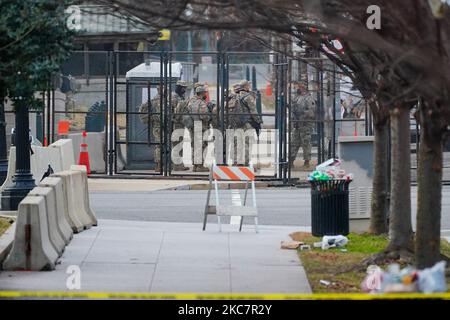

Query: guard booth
[119,60,182,173]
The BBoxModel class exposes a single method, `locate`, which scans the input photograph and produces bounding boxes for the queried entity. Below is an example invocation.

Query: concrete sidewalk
[88,179,209,192]
[87,178,275,192]
[0,219,312,293]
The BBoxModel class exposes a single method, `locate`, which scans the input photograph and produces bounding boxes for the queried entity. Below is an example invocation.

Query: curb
[119,181,311,192]
[0,211,18,217]
[0,221,16,266]
[167,182,281,191]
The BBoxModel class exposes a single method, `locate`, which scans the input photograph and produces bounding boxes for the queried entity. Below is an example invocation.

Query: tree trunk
[387,106,413,252]
[369,121,389,234]
[415,104,444,269]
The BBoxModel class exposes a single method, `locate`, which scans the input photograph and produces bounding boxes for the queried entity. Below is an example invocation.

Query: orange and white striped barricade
[203,164,258,233]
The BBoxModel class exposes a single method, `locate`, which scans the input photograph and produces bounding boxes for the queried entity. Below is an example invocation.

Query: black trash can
[310,179,351,237]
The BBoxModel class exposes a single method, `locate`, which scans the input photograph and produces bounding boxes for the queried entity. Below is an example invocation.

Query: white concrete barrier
[68,132,106,173]
[39,177,73,244]
[50,171,85,233]
[68,170,96,227]
[3,196,58,271]
[47,146,64,173]
[49,139,76,171]
[70,165,98,226]
[31,146,54,182]
[0,142,68,195]
[0,147,15,193]
[52,171,93,230]
[28,187,66,256]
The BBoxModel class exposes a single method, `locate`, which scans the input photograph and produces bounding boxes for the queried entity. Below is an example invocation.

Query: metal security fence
[18,49,450,183]
[108,50,287,179]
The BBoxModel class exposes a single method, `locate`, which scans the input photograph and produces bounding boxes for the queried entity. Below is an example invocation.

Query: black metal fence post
[1,103,36,210]
[332,63,337,159]
[108,51,115,175]
[0,100,8,185]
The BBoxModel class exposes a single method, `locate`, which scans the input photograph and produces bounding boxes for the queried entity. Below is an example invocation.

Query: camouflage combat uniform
[171,92,186,130]
[139,95,162,171]
[186,90,210,171]
[290,92,316,165]
[228,86,262,166]
[238,90,262,130]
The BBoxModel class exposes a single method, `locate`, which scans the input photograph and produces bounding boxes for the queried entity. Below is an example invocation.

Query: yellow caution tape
[0,291,449,300]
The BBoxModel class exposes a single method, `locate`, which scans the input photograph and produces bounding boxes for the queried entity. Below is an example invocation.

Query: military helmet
[176,80,188,87]
[239,80,251,88]
[195,85,207,93]
[232,82,242,92]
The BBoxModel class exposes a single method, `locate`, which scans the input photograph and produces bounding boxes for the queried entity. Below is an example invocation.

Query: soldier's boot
[288,158,298,170]
[193,164,209,172]
[173,163,189,171]
[302,160,312,170]
[197,166,210,172]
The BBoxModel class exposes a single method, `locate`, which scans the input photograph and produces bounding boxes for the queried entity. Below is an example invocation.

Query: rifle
[206,101,215,113]
[239,94,261,137]
[250,119,261,137]
[207,101,217,127]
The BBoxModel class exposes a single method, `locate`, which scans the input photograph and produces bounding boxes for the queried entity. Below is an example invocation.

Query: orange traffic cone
[78,131,91,175]
[265,82,272,96]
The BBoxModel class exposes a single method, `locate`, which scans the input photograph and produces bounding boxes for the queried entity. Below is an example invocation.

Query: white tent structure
[126,61,183,79]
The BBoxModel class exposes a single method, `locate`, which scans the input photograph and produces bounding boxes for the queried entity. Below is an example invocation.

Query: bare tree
[94,0,450,267]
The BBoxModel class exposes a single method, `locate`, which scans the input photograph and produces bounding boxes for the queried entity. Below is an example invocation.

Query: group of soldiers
[139,78,318,172]
[139,79,263,172]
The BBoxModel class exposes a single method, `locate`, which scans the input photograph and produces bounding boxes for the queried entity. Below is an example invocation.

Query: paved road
[90,186,450,230]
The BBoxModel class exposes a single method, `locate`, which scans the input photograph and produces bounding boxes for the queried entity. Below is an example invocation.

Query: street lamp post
[1,104,35,210]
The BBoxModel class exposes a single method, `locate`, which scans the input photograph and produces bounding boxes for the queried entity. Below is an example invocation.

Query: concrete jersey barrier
[49,139,76,171]
[0,139,75,195]
[28,187,66,256]
[39,177,73,244]
[68,132,105,173]
[3,196,58,271]
[51,171,93,230]
[70,165,97,226]
[0,144,97,271]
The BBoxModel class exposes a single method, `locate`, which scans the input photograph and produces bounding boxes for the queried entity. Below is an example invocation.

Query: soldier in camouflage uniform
[230,80,263,166]
[139,85,163,172]
[171,80,189,171]
[223,82,241,129]
[185,84,210,172]
[171,80,188,128]
[290,81,316,169]
[239,80,263,130]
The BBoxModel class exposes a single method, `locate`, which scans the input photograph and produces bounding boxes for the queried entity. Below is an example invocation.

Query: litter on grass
[361,261,447,293]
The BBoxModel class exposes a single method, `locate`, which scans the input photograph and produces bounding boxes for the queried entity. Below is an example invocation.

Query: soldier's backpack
[176,99,194,129]
[227,93,251,128]
[292,95,316,120]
